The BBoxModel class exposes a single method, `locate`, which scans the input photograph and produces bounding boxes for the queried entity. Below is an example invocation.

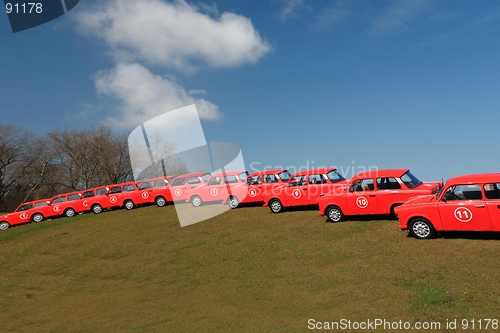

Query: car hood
[403,194,435,206]
[418,181,443,193]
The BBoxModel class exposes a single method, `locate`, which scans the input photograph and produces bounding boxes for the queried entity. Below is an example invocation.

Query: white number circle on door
[53,205,60,212]
[210,188,218,196]
[356,196,368,208]
[454,207,473,222]
[142,192,149,199]
[292,189,301,199]
[20,213,28,220]
[82,200,88,207]
[249,188,257,197]
[110,196,117,204]
[174,189,182,197]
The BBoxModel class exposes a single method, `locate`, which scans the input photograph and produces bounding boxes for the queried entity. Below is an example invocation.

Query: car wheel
[390,204,402,220]
[327,206,344,222]
[409,218,437,239]
[269,199,283,213]
[191,195,202,207]
[124,200,135,210]
[65,208,76,218]
[228,196,239,209]
[32,213,44,223]
[156,196,166,207]
[92,204,103,214]
[0,221,10,230]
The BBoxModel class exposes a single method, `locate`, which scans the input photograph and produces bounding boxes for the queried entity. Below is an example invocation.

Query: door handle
[369,194,376,197]
[302,188,308,190]
[474,204,485,208]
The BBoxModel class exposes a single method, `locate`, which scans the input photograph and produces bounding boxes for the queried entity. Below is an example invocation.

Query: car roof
[446,173,500,186]
[247,169,288,177]
[353,169,409,181]
[51,191,82,199]
[209,170,248,178]
[111,181,139,187]
[290,167,338,177]
[174,172,210,179]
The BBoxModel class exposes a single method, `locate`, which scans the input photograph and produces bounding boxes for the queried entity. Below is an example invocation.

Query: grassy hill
[1,204,500,332]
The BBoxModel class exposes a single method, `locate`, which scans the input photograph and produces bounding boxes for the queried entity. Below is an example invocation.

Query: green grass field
[1,205,500,332]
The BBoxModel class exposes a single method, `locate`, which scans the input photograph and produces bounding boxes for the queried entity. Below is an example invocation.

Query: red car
[184,170,249,208]
[102,181,142,210]
[241,169,291,205]
[0,199,50,230]
[136,176,177,207]
[317,169,442,222]
[78,185,111,214]
[262,167,348,213]
[170,172,210,202]
[395,173,500,239]
[29,191,83,222]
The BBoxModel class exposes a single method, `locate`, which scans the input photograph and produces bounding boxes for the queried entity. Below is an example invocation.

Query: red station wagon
[184,170,249,208]
[170,172,210,202]
[317,169,442,222]
[0,199,50,230]
[79,185,111,214]
[262,167,348,213]
[241,169,291,206]
[103,181,142,210]
[395,173,500,239]
[29,191,84,222]
[136,176,177,207]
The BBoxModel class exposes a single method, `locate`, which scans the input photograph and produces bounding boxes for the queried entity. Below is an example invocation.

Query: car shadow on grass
[438,231,500,240]
[324,214,396,223]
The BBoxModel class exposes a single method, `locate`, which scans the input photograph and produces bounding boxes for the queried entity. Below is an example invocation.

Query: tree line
[0,124,133,212]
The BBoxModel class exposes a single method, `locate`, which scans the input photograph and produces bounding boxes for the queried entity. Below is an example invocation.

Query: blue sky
[1,0,500,181]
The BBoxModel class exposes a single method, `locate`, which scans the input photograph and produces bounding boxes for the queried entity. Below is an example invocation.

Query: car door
[482,183,500,231]
[346,178,380,215]
[285,175,309,207]
[438,184,492,231]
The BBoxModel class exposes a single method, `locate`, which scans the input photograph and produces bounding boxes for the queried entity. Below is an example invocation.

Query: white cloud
[310,1,352,31]
[94,63,221,128]
[279,0,306,21]
[371,0,428,35]
[75,0,271,71]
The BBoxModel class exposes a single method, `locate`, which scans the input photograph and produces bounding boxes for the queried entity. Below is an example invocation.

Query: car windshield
[278,171,291,182]
[400,171,422,189]
[326,170,346,183]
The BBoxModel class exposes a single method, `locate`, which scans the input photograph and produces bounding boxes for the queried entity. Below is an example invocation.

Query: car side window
[443,184,483,200]
[187,177,201,185]
[278,171,291,182]
[208,177,221,186]
[52,197,66,203]
[82,191,94,198]
[308,174,326,185]
[68,194,80,201]
[154,180,167,187]
[35,201,48,207]
[288,176,306,187]
[123,185,136,192]
[224,176,238,184]
[377,177,401,190]
[484,183,500,199]
[17,204,33,212]
[171,178,185,187]
[350,179,374,192]
[109,187,121,194]
[264,174,279,184]
[247,176,260,185]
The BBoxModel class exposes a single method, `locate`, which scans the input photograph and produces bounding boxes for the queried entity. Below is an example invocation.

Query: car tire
[92,204,103,214]
[124,200,135,210]
[65,208,76,218]
[409,218,437,239]
[269,199,283,213]
[156,196,166,207]
[327,206,344,222]
[390,204,402,220]
[32,213,44,223]
[228,196,239,209]
[191,195,202,207]
[0,221,10,230]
